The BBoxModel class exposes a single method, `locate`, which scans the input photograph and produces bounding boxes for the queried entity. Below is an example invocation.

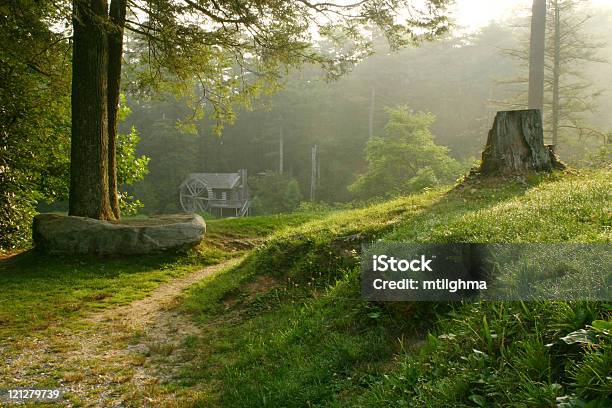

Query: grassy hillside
[1,170,608,407]
[175,170,611,407]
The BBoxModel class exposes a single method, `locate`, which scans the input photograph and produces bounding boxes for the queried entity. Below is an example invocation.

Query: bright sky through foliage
[453,0,612,31]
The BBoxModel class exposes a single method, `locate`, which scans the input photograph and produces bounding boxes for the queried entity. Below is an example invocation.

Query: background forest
[2,1,611,250]
[121,5,612,214]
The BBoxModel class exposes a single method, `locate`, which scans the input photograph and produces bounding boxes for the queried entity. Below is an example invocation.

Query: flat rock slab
[33,214,206,256]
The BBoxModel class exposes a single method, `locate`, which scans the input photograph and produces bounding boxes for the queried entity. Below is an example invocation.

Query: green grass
[351,301,611,407]
[0,211,320,340]
[175,169,611,407]
[0,252,197,338]
[205,211,327,239]
[386,170,610,243]
[1,170,609,407]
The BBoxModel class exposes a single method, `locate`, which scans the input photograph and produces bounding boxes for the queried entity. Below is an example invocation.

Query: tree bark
[368,86,375,139]
[480,110,562,175]
[528,0,546,112]
[69,0,114,220]
[107,0,127,219]
[552,0,561,153]
[279,121,284,174]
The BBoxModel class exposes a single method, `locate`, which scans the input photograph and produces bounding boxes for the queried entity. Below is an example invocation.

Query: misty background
[117,1,612,215]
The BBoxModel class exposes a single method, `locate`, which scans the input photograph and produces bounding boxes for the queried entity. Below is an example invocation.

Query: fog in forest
[110,1,612,215]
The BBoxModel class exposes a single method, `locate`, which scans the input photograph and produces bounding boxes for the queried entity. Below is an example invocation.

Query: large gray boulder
[33,214,206,256]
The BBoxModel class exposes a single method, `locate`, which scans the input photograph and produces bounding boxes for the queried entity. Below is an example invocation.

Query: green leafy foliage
[0,1,71,251]
[249,171,303,215]
[116,99,150,216]
[349,107,464,198]
[125,95,201,214]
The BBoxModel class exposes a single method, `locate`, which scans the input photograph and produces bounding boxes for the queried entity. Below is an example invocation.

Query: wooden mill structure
[179,169,250,217]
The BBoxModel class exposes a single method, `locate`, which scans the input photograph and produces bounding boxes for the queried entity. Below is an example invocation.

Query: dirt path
[89,257,242,328]
[1,257,242,407]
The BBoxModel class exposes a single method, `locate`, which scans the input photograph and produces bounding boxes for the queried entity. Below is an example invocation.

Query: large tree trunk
[107,0,127,219]
[69,0,114,220]
[528,0,546,112]
[480,110,562,175]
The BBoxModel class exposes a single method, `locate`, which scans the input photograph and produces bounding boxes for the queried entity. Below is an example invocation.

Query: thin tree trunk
[368,86,375,139]
[279,121,284,174]
[107,0,127,219]
[310,144,317,201]
[552,0,560,153]
[528,0,547,112]
[69,0,114,220]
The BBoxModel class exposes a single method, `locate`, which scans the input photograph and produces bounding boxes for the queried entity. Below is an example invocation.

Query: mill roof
[187,173,241,189]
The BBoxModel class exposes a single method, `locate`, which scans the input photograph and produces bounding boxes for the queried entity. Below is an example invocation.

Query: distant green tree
[349,107,462,199]
[249,172,302,215]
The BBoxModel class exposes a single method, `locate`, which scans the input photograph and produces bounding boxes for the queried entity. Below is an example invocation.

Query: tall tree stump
[480,109,561,175]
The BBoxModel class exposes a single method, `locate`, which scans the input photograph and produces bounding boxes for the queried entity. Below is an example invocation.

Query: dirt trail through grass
[1,257,242,407]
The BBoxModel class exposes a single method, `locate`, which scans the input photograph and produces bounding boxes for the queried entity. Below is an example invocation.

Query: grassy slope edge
[177,170,611,407]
